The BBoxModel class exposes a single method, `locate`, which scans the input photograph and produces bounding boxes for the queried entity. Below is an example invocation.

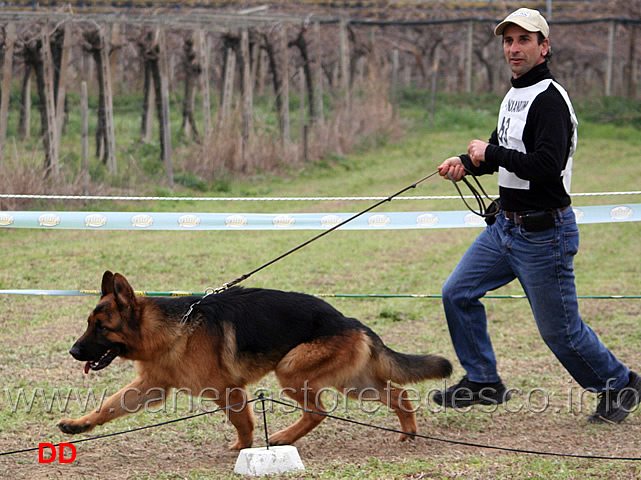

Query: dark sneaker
[433,375,511,408]
[588,371,641,424]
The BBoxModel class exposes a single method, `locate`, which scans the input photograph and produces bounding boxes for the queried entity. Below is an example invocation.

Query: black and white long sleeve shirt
[462,61,578,212]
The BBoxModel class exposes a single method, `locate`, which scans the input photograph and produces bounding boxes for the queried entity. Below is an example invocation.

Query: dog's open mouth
[84,346,121,374]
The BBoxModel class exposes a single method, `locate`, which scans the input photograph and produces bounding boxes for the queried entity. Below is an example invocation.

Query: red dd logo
[38,443,77,463]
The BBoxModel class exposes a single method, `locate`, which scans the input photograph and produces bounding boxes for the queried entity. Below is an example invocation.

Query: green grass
[1,93,641,479]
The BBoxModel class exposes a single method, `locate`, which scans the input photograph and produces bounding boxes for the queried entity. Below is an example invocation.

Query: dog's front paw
[397,432,416,442]
[228,439,252,451]
[58,418,93,435]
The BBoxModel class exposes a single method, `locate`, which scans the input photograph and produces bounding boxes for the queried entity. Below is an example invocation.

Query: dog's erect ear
[100,271,115,298]
[112,273,137,311]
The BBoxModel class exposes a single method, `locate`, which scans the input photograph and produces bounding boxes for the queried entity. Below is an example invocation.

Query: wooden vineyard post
[464,21,473,93]
[391,48,399,114]
[81,81,89,196]
[339,16,350,109]
[180,32,199,141]
[157,27,173,185]
[55,23,71,152]
[299,66,308,163]
[605,20,615,97]
[221,47,235,121]
[109,23,120,90]
[250,40,260,97]
[198,30,211,135]
[627,24,637,98]
[18,65,31,139]
[0,22,16,165]
[41,23,59,180]
[430,49,440,124]
[279,26,290,145]
[256,48,266,96]
[241,27,253,170]
[313,21,323,124]
[98,26,117,174]
[141,59,154,143]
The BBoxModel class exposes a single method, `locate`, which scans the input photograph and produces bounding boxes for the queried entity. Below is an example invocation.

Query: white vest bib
[496,79,578,193]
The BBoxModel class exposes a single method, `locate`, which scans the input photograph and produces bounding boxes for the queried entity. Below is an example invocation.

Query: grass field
[1,92,641,479]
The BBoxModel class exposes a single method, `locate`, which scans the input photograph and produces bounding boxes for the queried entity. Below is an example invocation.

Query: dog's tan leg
[270,332,371,445]
[268,384,327,446]
[58,377,168,434]
[206,386,255,451]
[376,382,418,441]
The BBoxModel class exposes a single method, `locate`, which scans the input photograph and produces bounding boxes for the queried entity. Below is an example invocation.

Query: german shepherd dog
[58,271,451,450]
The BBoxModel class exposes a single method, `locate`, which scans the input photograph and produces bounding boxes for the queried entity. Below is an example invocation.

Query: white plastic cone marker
[233,446,305,476]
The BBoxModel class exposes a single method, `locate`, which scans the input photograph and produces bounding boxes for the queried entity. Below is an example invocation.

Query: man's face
[502,24,549,78]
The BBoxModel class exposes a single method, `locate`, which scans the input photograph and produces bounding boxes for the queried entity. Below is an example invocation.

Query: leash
[180,168,497,325]
[181,170,440,324]
[447,169,500,223]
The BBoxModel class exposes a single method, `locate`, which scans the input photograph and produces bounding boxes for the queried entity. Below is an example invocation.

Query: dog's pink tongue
[84,362,90,374]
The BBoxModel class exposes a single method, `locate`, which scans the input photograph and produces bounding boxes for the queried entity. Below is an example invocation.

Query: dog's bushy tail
[375,344,452,384]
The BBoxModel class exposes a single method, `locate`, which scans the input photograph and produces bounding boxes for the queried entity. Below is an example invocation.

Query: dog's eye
[96,323,108,333]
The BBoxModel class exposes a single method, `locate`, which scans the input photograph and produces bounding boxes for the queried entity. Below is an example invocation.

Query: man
[434,8,640,423]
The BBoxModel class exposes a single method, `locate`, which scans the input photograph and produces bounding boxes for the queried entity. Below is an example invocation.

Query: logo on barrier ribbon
[38,214,61,227]
[273,215,295,227]
[610,206,633,220]
[320,214,343,228]
[416,213,439,227]
[225,215,248,228]
[572,207,584,222]
[368,214,391,227]
[178,214,201,228]
[464,213,485,226]
[131,214,154,228]
[0,213,14,226]
[84,214,107,228]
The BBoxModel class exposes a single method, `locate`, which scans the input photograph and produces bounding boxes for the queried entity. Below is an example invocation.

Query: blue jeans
[442,207,629,391]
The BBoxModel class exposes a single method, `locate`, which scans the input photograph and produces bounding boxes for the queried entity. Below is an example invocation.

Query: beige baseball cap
[494,8,550,39]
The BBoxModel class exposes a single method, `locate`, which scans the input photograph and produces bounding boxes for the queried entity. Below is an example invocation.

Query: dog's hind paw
[267,430,296,447]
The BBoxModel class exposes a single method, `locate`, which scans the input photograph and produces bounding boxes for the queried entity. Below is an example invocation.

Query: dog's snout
[69,344,84,360]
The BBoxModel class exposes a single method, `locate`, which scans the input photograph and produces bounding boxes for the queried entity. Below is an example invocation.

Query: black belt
[502,207,568,231]
[503,206,568,224]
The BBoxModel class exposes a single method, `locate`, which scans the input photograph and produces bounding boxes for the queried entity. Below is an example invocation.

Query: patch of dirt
[3,302,641,479]
[3,407,641,479]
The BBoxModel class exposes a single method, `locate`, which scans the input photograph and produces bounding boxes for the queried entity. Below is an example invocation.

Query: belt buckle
[504,211,519,224]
